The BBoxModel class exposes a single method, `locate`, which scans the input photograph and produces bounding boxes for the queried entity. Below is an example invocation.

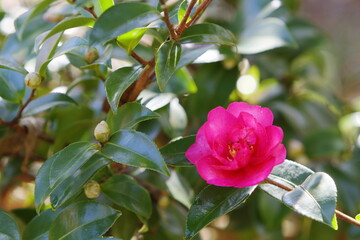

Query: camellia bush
[0,0,360,239]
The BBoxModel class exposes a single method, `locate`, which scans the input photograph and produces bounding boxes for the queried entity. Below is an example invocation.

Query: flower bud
[222,58,237,70]
[94,121,110,143]
[158,195,170,208]
[25,72,42,89]
[85,48,99,64]
[84,180,100,199]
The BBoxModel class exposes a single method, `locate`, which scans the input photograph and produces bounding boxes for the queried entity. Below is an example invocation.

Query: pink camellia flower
[186,102,286,188]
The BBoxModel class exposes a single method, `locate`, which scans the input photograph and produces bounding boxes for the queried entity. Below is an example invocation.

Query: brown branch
[130,51,149,66]
[175,0,197,37]
[264,177,360,228]
[83,6,98,19]
[186,0,212,27]
[160,0,178,40]
[11,89,35,124]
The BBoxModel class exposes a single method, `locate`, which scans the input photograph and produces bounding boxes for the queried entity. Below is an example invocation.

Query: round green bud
[84,180,101,199]
[25,72,42,89]
[94,120,110,143]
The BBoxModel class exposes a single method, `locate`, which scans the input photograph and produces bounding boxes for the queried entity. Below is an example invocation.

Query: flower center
[226,129,256,162]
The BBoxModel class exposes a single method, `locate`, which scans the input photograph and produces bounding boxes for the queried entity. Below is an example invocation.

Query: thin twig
[130,51,149,66]
[11,89,35,124]
[264,177,360,228]
[186,0,212,27]
[160,0,178,40]
[176,0,197,37]
[83,6,98,18]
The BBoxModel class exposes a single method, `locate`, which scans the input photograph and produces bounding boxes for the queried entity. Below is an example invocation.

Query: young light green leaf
[237,18,297,54]
[89,2,161,46]
[356,214,360,221]
[117,28,148,55]
[93,0,114,15]
[35,142,99,212]
[179,23,236,46]
[155,41,182,91]
[39,17,95,46]
[177,0,190,23]
[282,172,338,229]
[15,0,56,40]
[36,32,63,77]
[185,185,257,239]
[164,68,197,94]
[23,209,60,240]
[100,129,170,176]
[160,135,195,167]
[0,58,27,75]
[106,101,159,133]
[260,159,314,200]
[105,66,143,113]
[48,202,121,240]
[0,210,20,240]
[22,93,77,117]
[0,69,25,103]
[101,175,152,219]
[50,154,111,209]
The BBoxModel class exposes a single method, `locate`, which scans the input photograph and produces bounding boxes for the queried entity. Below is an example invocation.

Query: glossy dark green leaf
[177,45,213,69]
[50,154,111,209]
[48,202,121,240]
[40,17,95,46]
[89,2,161,46]
[0,58,27,75]
[35,142,99,212]
[179,23,236,46]
[101,175,152,219]
[164,68,197,94]
[36,32,63,77]
[22,93,77,117]
[185,185,257,239]
[23,209,60,240]
[117,28,148,55]
[282,172,338,229]
[0,69,25,103]
[155,41,182,91]
[15,0,56,40]
[0,210,20,240]
[237,18,297,54]
[259,159,314,200]
[107,101,159,133]
[101,129,170,176]
[160,135,195,167]
[105,66,143,113]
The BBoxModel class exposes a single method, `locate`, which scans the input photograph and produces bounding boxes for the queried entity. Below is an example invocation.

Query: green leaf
[160,135,195,167]
[164,68,197,94]
[100,129,170,176]
[237,18,297,54]
[356,214,360,221]
[101,175,152,219]
[50,154,111,209]
[93,0,114,15]
[179,23,236,46]
[0,210,20,240]
[177,45,213,69]
[0,58,27,75]
[282,172,338,229]
[35,142,99,213]
[166,170,194,208]
[259,159,314,200]
[117,28,148,55]
[185,185,257,239]
[107,101,159,133]
[89,2,161,46]
[40,17,95,46]
[48,202,121,240]
[155,41,182,91]
[23,209,60,240]
[0,69,25,103]
[15,0,56,40]
[105,66,143,113]
[22,93,77,117]
[53,36,88,59]
[36,33,63,77]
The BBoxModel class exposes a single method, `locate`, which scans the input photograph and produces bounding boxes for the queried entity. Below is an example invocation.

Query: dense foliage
[0,0,359,239]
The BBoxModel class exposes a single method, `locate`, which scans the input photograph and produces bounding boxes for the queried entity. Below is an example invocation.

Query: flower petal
[185,125,212,164]
[227,102,274,127]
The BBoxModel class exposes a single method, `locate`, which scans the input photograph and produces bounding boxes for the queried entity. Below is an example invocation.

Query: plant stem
[186,0,212,27]
[160,0,178,40]
[176,0,197,37]
[11,89,35,124]
[264,177,360,228]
